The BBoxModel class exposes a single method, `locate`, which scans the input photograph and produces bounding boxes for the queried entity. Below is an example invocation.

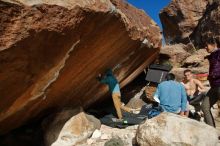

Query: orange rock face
[160,0,220,47]
[192,1,220,47]
[160,0,208,44]
[0,0,161,134]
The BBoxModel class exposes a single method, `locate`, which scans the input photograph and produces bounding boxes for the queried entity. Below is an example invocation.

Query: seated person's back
[154,73,187,116]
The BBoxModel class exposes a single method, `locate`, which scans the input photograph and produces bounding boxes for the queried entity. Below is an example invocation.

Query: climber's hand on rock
[96,74,102,80]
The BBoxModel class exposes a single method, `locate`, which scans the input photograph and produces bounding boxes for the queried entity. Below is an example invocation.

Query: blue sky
[127,0,171,29]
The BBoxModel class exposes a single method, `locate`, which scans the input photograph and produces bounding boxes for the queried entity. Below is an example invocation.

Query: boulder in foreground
[44,111,101,146]
[136,112,219,146]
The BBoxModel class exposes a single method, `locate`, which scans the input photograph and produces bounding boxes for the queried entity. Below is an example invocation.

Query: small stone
[87,138,95,145]
[104,138,124,146]
[91,129,102,139]
[101,134,109,140]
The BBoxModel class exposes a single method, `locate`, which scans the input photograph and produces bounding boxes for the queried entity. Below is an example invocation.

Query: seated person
[181,69,206,105]
[153,73,188,116]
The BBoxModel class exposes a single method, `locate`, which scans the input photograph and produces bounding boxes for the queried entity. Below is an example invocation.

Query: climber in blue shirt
[98,69,120,94]
[153,73,188,116]
[97,69,132,119]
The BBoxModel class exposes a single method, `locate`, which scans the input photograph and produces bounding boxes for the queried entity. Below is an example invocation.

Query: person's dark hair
[165,73,175,81]
[184,69,192,74]
[205,37,220,48]
[105,69,113,76]
[206,37,217,45]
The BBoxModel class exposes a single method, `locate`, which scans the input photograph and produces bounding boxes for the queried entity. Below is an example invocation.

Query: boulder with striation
[0,0,162,134]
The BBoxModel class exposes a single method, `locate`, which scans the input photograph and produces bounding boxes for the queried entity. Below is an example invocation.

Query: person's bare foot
[131,109,140,114]
[112,118,123,122]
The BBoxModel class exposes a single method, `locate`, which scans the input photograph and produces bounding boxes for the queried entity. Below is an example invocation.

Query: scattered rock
[212,104,220,119]
[136,112,219,146]
[91,129,102,139]
[145,85,157,100]
[182,49,209,68]
[44,111,101,146]
[125,87,147,109]
[78,125,138,146]
[104,138,124,146]
[160,44,191,66]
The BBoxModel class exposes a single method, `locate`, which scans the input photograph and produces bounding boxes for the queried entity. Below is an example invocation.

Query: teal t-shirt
[99,70,121,94]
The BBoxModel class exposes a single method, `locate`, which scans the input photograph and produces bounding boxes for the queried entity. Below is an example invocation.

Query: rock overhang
[0,0,162,134]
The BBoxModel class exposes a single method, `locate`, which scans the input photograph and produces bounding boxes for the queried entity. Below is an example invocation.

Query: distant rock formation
[192,0,220,47]
[159,44,209,81]
[0,0,161,134]
[160,0,208,44]
[160,0,220,47]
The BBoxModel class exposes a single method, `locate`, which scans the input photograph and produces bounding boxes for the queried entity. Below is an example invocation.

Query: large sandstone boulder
[160,0,220,47]
[136,112,219,146]
[0,0,162,134]
[45,111,101,146]
[42,108,83,146]
[160,0,208,44]
[192,1,220,47]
